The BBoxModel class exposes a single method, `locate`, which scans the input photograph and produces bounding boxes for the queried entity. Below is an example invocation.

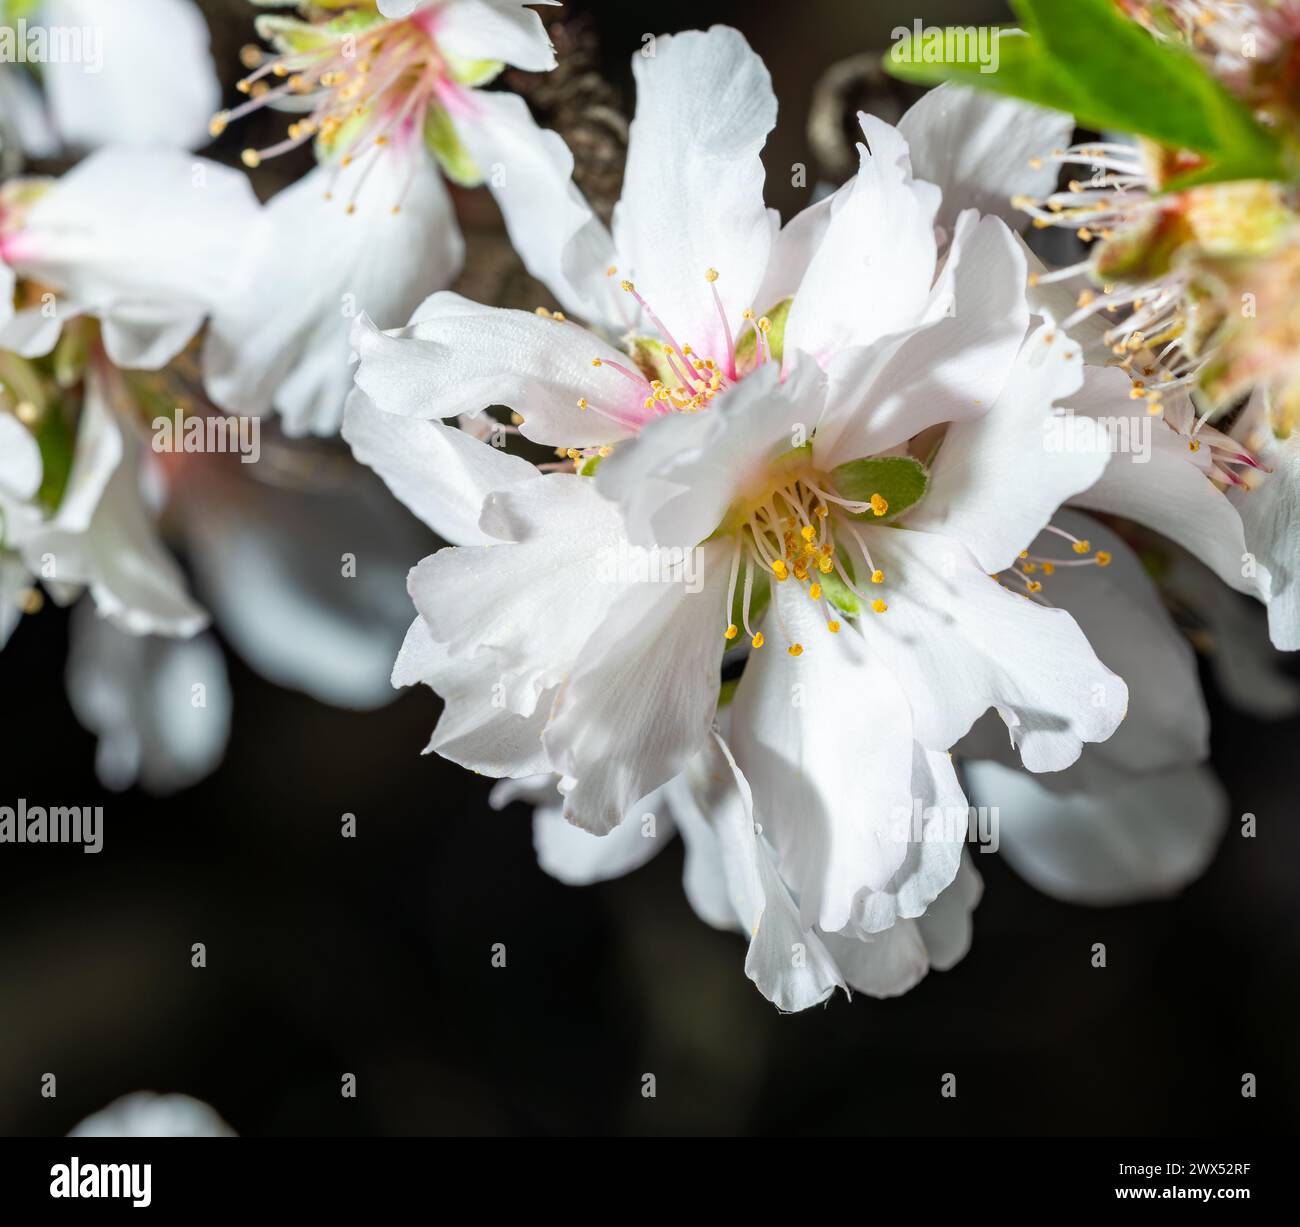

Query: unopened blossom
[344,27,1130,1006]
[202,0,599,435]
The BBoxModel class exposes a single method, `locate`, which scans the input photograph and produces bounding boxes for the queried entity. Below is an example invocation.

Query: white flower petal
[408,474,626,714]
[1232,424,1300,649]
[69,1092,235,1138]
[204,151,461,436]
[612,25,776,359]
[813,210,1027,468]
[0,412,43,500]
[532,797,673,886]
[965,758,1228,905]
[899,81,1074,233]
[451,86,624,329]
[856,527,1128,772]
[43,0,221,151]
[342,388,538,546]
[784,114,940,363]
[729,579,919,933]
[915,853,983,972]
[66,601,231,794]
[907,322,1110,573]
[820,922,930,999]
[434,0,559,73]
[542,540,732,833]
[351,294,639,446]
[16,149,259,370]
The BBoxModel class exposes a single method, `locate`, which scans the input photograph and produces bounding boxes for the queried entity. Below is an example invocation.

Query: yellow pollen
[871,599,888,614]
[869,493,889,517]
[1026,580,1043,593]
[1095,550,1112,567]
[809,583,822,601]
[871,569,884,584]
[1023,562,1038,574]
[771,560,789,581]
[752,632,765,649]
[577,398,588,410]
[725,624,738,640]
[817,556,833,574]
[1188,439,1201,452]
[800,525,816,542]
[758,317,772,334]
[619,280,635,292]
[705,268,719,282]
[209,112,229,137]
[1042,562,1055,575]
[827,621,840,634]
[742,308,754,321]
[241,149,261,168]
[1072,539,1091,555]
[788,644,804,657]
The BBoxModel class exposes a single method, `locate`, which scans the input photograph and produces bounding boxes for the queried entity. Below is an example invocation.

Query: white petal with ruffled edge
[351,294,642,445]
[434,0,558,72]
[854,526,1128,771]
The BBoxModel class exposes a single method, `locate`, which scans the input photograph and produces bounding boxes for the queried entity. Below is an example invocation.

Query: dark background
[1,0,1297,1137]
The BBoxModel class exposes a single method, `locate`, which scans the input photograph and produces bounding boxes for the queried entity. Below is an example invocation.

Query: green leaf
[885,1,1291,187]
[735,297,793,373]
[424,103,482,186]
[829,455,929,522]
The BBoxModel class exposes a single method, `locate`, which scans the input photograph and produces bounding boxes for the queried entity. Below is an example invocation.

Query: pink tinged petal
[542,539,733,834]
[43,0,221,152]
[350,293,641,447]
[729,580,918,934]
[408,474,626,716]
[204,152,462,435]
[434,0,560,73]
[783,113,940,364]
[342,389,538,546]
[813,210,1028,469]
[908,321,1109,574]
[898,80,1074,233]
[965,758,1227,906]
[595,352,828,549]
[450,84,626,331]
[612,25,776,359]
[856,527,1128,772]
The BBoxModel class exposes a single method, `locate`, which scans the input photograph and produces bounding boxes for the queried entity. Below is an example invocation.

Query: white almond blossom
[0,0,220,157]
[201,0,581,436]
[345,27,1133,1006]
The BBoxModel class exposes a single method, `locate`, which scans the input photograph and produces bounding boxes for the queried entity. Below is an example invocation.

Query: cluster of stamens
[998,525,1111,605]
[209,11,445,215]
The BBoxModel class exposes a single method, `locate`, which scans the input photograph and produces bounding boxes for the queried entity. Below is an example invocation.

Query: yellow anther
[209,112,229,137]
[870,569,884,584]
[1188,439,1201,452]
[619,280,634,292]
[771,560,789,581]
[800,524,816,542]
[1027,272,1041,288]
[1095,550,1112,567]
[241,149,262,168]
[809,583,822,601]
[788,644,804,657]
[1042,562,1055,575]
[1026,580,1043,593]
[1072,539,1091,555]
[725,624,739,640]
[606,265,617,276]
[239,44,263,69]
[817,556,833,574]
[827,621,840,634]
[871,599,888,614]
[819,543,833,556]
[869,493,889,517]
[577,398,588,410]
[742,309,754,320]
[705,268,719,282]
[752,632,765,649]
[1028,155,1043,170]
[758,317,772,334]
[814,505,828,519]
[1023,562,1038,574]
